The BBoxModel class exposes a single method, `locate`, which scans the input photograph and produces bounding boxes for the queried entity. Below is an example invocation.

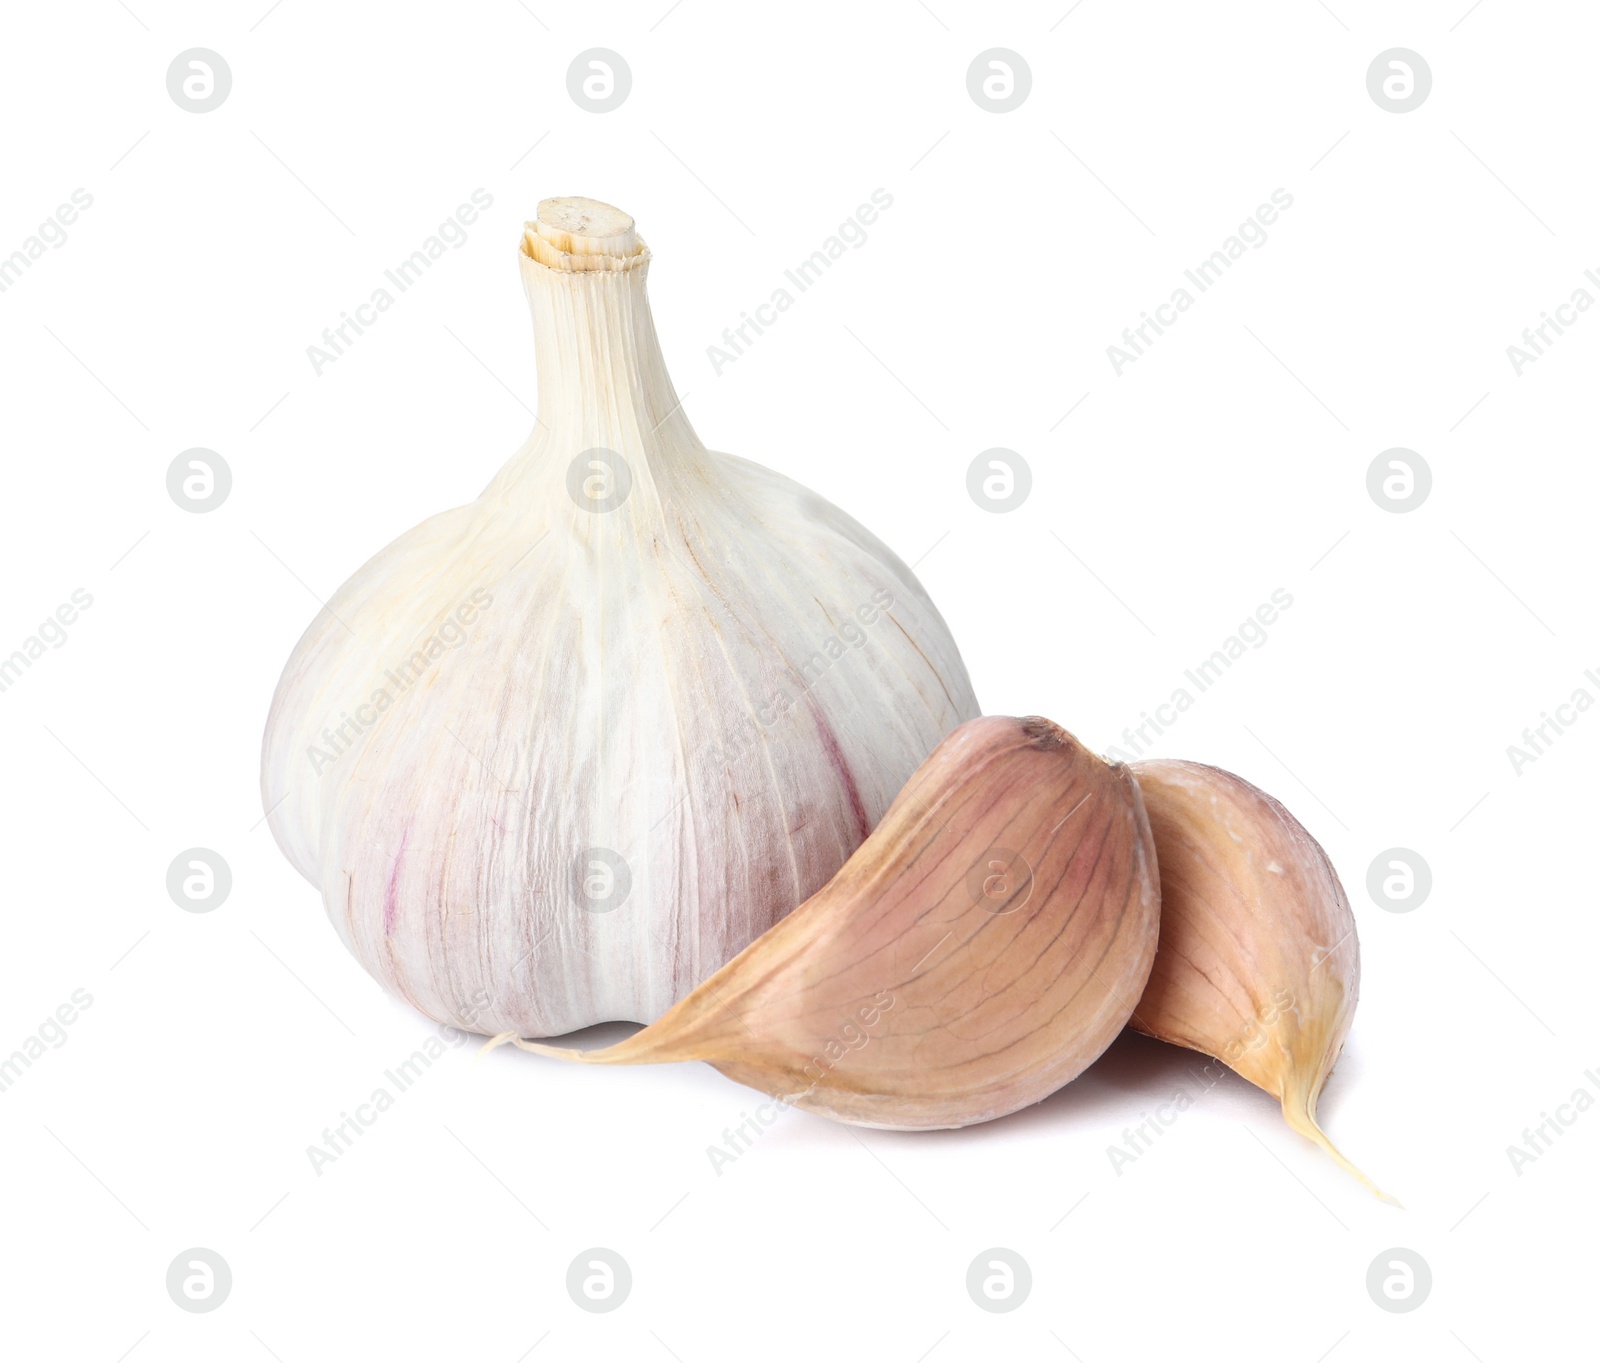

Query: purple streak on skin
[384,826,409,936]
[809,702,870,842]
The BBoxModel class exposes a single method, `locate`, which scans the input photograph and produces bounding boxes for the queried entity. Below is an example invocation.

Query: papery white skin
[261,199,979,1038]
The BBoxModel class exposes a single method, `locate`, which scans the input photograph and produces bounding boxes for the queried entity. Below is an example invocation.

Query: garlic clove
[1128,759,1391,1199]
[494,715,1161,1131]
[260,198,980,1038]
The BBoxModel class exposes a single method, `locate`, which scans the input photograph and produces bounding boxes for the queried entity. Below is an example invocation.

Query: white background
[1,2,1595,1359]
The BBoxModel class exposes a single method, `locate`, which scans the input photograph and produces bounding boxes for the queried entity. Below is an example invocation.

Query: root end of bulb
[480,1028,699,1068]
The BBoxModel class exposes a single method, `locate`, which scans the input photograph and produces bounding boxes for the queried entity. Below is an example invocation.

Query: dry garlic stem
[492,716,1160,1130]
[1130,759,1389,1199]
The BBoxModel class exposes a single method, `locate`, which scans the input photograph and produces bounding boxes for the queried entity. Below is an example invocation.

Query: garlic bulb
[494,715,1161,1131]
[1129,759,1388,1197]
[260,197,979,1037]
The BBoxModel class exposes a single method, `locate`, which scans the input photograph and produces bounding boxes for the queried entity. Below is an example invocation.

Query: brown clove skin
[491,716,1161,1130]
